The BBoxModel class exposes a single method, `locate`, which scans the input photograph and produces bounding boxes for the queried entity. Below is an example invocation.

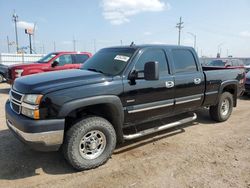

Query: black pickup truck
[5,45,245,170]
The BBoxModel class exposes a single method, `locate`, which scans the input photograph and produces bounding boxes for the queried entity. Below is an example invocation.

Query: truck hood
[13,69,111,94]
[10,62,46,70]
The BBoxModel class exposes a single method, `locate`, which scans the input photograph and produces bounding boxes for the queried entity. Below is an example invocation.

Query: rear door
[171,49,205,113]
[123,48,175,125]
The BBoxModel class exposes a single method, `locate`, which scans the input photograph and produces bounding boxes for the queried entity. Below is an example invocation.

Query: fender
[218,80,238,107]
[58,95,125,142]
[27,69,44,75]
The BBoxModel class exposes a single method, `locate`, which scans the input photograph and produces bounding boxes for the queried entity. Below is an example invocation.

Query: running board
[123,113,197,140]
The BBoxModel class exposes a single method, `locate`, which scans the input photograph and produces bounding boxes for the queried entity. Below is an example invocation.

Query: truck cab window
[74,54,89,64]
[172,49,198,73]
[135,49,168,74]
[55,55,73,66]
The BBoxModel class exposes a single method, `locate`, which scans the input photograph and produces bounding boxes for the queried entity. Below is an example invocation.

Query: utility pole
[187,32,196,50]
[73,36,76,51]
[176,17,184,45]
[33,22,37,53]
[7,36,10,53]
[94,39,96,53]
[12,11,19,53]
[53,41,56,52]
[217,42,224,57]
[29,33,32,54]
[25,29,33,54]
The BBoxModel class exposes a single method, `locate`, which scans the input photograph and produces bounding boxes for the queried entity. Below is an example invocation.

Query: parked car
[206,59,245,69]
[6,51,92,84]
[6,45,245,170]
[0,63,8,83]
[245,71,250,94]
[244,64,250,73]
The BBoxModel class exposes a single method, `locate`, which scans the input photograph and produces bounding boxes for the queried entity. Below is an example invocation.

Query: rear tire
[209,92,233,122]
[63,116,116,171]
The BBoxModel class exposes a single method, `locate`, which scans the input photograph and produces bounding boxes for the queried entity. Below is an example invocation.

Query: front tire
[63,116,116,171]
[209,92,233,122]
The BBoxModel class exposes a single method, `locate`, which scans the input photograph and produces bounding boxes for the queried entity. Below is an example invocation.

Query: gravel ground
[0,82,249,188]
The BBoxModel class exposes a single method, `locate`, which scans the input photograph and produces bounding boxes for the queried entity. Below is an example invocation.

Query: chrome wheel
[221,99,230,116]
[79,130,106,160]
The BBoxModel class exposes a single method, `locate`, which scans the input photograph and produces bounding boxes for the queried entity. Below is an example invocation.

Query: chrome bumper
[7,119,64,148]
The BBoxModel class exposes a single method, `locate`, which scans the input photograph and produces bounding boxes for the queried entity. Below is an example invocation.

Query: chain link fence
[0,53,45,66]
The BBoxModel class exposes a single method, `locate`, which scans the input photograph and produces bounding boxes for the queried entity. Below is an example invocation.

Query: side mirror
[144,61,159,80]
[51,61,59,67]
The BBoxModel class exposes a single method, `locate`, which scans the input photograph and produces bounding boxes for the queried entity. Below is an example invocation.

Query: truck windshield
[37,53,57,63]
[81,48,136,76]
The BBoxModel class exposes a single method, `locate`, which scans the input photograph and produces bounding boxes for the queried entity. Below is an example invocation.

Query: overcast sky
[0,0,250,57]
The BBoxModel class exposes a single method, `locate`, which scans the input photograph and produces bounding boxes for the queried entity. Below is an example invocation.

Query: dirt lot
[0,83,249,188]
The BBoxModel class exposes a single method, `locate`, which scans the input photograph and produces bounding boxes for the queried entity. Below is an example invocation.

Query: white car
[244,65,250,73]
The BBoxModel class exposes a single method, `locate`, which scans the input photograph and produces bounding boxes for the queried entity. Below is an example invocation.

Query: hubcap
[79,130,106,160]
[221,99,230,116]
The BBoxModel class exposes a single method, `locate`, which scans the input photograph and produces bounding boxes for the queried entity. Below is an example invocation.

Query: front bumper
[5,101,65,151]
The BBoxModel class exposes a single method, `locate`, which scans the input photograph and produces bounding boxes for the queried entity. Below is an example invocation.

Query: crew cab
[5,45,245,170]
[6,52,92,84]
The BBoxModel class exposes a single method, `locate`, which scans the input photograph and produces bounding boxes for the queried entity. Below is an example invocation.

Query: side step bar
[123,113,197,140]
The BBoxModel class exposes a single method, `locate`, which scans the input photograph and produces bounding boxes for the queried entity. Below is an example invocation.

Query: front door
[123,48,175,126]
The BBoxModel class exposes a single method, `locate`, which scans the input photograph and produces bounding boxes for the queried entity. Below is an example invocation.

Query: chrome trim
[206,91,218,95]
[7,119,64,146]
[21,102,39,110]
[123,113,197,140]
[9,89,24,114]
[126,99,135,103]
[175,97,201,105]
[128,102,174,114]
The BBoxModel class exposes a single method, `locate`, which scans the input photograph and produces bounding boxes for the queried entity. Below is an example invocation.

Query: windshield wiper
[87,68,105,74]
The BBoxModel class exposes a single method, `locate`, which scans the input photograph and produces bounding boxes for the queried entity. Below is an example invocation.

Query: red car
[7,52,92,84]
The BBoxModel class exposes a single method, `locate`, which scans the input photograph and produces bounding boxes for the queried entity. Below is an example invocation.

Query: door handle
[165,81,174,88]
[194,78,201,84]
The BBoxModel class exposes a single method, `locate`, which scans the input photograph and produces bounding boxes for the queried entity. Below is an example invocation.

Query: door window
[172,49,198,73]
[55,55,73,66]
[135,49,168,74]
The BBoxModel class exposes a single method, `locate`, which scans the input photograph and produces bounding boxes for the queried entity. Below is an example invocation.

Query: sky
[0,0,250,57]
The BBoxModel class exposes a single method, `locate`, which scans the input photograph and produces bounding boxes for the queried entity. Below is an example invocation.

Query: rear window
[207,60,225,67]
[172,49,198,73]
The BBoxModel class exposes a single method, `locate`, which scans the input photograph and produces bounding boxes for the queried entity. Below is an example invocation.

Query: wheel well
[222,84,237,107]
[64,103,124,143]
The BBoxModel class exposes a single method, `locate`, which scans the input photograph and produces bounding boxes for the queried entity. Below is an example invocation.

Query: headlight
[21,94,43,119]
[23,94,43,105]
[15,69,24,77]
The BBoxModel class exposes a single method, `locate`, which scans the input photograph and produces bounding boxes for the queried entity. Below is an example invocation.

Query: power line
[176,17,184,45]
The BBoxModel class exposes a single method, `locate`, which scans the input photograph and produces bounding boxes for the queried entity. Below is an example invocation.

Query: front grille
[9,89,24,114]
[5,68,12,80]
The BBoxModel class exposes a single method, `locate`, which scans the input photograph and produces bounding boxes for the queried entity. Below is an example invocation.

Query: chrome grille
[9,89,24,114]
